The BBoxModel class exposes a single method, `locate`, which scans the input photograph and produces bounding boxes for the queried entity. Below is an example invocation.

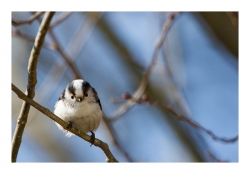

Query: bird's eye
[84,92,88,97]
[71,96,74,99]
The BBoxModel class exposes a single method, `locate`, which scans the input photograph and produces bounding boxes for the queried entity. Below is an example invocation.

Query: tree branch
[117,93,238,143]
[12,12,44,26]
[157,102,238,143]
[12,83,118,162]
[11,12,55,162]
[110,12,180,122]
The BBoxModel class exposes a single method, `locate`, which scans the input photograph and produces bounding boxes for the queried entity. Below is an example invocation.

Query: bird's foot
[90,131,95,147]
[66,121,73,130]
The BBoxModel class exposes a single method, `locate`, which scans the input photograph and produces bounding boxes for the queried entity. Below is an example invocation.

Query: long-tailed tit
[54,79,102,145]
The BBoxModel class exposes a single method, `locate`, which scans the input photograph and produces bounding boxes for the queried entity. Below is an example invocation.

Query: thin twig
[110,12,180,123]
[11,12,55,162]
[12,12,44,26]
[157,102,238,143]
[12,83,118,162]
[120,93,238,143]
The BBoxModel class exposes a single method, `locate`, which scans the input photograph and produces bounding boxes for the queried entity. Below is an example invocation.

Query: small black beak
[77,98,83,102]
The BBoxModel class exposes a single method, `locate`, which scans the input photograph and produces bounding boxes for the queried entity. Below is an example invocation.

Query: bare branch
[157,102,238,143]
[11,12,55,162]
[12,83,118,162]
[110,12,180,122]
[12,12,44,26]
[118,93,238,143]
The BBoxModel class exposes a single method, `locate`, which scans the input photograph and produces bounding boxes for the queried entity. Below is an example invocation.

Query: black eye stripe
[82,81,91,97]
[68,81,76,96]
[68,83,75,95]
[81,81,102,110]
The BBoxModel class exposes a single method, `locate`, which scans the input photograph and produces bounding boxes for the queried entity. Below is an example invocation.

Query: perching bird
[54,79,102,145]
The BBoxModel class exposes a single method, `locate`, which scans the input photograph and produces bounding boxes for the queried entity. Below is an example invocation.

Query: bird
[54,79,102,145]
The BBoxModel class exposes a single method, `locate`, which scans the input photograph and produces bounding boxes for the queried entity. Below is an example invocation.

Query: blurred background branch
[110,13,180,122]
[116,92,238,143]
[12,12,44,26]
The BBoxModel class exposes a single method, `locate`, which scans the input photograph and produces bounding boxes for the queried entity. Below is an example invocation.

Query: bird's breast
[54,101,102,133]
